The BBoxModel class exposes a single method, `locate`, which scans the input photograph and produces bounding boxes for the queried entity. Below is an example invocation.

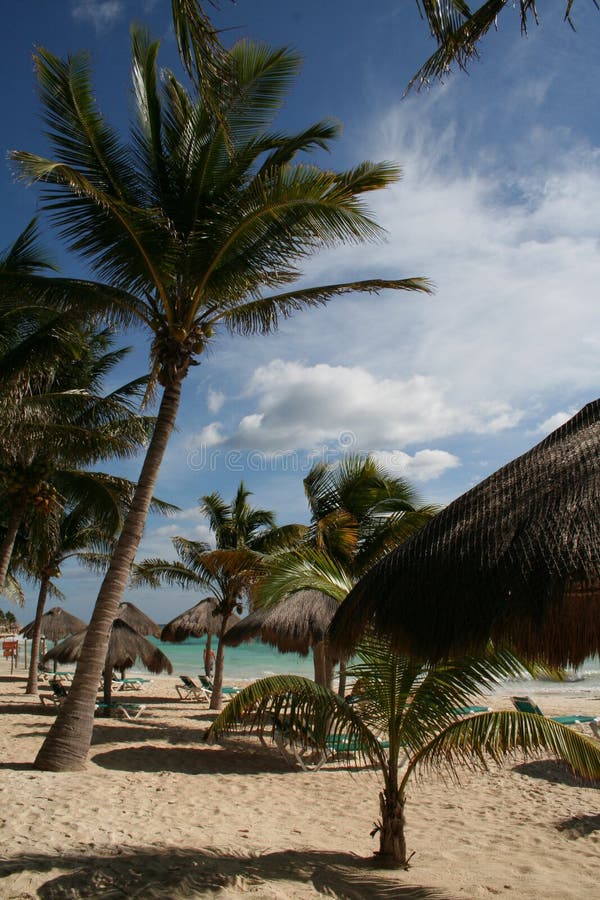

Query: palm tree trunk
[377,785,408,866]
[313,640,326,685]
[103,665,113,710]
[209,614,229,710]
[33,378,184,771]
[203,633,213,676]
[0,493,27,592]
[25,576,49,695]
[337,659,347,697]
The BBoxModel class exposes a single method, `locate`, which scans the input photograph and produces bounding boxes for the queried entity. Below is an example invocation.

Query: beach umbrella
[161,598,240,676]
[21,607,86,643]
[224,590,339,685]
[116,601,161,638]
[329,400,600,668]
[43,618,173,705]
[21,607,87,673]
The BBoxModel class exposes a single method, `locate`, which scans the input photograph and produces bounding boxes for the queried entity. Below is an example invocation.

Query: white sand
[1,663,599,899]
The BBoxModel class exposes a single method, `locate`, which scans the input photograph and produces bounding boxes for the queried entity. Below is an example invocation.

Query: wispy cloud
[71,1,123,31]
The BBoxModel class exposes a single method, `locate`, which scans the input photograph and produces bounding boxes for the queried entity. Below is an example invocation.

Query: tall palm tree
[133,539,264,709]
[210,634,600,867]
[8,28,430,770]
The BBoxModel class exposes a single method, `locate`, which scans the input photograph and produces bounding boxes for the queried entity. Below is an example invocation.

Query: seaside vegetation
[210,633,600,868]
[133,482,305,709]
[5,11,430,770]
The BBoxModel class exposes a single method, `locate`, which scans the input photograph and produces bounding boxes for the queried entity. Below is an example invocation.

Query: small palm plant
[209,634,600,867]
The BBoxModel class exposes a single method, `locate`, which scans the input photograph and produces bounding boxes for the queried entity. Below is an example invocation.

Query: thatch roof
[161,598,240,643]
[43,618,173,674]
[224,590,338,656]
[116,601,161,638]
[21,607,86,643]
[329,400,600,667]
[222,608,267,647]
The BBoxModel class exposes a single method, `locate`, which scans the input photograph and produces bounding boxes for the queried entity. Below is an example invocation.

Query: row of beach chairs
[39,679,148,719]
[176,674,240,703]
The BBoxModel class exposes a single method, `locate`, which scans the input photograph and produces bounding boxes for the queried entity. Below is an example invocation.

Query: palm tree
[0,326,153,592]
[410,1,596,91]
[210,633,600,867]
[134,539,264,709]
[257,456,436,690]
[8,26,430,770]
[197,482,305,672]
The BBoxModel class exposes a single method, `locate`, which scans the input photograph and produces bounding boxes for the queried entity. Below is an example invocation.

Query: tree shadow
[555,813,600,838]
[512,758,600,788]
[91,743,300,775]
[0,846,451,899]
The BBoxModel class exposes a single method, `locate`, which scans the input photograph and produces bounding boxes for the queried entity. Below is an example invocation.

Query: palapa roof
[224,590,338,656]
[21,607,86,643]
[116,601,161,638]
[222,608,267,647]
[161,598,240,643]
[329,400,600,668]
[43,618,173,674]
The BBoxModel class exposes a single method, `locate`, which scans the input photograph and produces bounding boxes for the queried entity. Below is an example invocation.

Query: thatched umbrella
[329,400,600,668]
[21,607,87,673]
[161,597,239,676]
[224,590,339,686]
[116,601,161,638]
[44,618,173,705]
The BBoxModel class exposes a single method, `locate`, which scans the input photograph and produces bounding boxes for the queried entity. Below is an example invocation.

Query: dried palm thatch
[43,618,173,675]
[116,601,161,638]
[329,400,600,668]
[222,608,267,647]
[161,598,239,643]
[21,607,86,643]
[260,590,339,655]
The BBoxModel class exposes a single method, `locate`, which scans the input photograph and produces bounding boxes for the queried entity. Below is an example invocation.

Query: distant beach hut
[161,598,239,676]
[43,618,173,705]
[224,589,339,686]
[116,601,161,638]
[21,607,87,673]
[329,399,600,668]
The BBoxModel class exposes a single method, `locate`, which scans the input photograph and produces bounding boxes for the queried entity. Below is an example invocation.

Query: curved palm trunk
[313,639,326,685]
[337,659,347,697]
[209,614,229,710]
[0,493,27,592]
[25,575,49,695]
[34,379,184,771]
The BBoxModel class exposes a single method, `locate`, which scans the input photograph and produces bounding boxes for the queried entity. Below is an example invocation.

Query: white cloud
[188,359,523,453]
[207,389,225,414]
[536,409,576,434]
[371,449,460,481]
[71,1,122,30]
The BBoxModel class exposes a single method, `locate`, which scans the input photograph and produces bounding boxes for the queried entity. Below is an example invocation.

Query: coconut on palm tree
[210,633,600,867]
[8,26,431,769]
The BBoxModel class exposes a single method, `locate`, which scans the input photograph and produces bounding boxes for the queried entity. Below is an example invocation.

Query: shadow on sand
[91,742,303,776]
[512,758,600,789]
[0,846,452,899]
[555,812,600,838]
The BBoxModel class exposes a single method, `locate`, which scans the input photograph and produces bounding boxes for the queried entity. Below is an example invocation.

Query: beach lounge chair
[453,705,492,716]
[94,701,148,719]
[112,676,152,692]
[176,675,211,703]
[40,681,69,706]
[511,696,600,733]
[198,674,239,696]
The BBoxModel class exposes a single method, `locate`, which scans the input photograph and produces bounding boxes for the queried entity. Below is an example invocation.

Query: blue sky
[3,1,600,624]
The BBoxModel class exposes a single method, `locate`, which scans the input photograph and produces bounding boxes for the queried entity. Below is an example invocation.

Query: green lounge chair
[95,701,148,720]
[198,674,239,696]
[453,705,492,716]
[176,675,211,703]
[511,695,600,733]
[40,681,69,706]
[112,676,152,692]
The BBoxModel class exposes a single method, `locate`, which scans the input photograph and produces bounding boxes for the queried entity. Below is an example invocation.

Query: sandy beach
[1,663,599,899]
